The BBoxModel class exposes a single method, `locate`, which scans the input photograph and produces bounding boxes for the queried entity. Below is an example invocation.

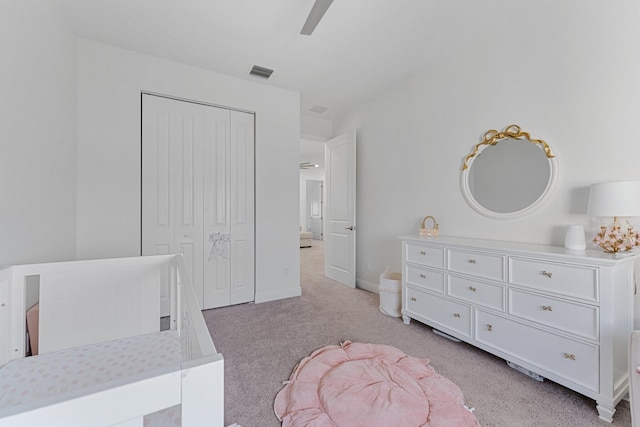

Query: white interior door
[174,101,205,309]
[142,95,204,312]
[229,111,255,305]
[203,109,255,308]
[202,105,231,309]
[324,130,356,287]
[306,180,323,239]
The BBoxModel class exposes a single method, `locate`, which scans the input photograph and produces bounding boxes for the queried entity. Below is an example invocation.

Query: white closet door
[202,109,255,308]
[203,106,231,309]
[229,111,255,305]
[142,95,205,309]
[174,101,205,308]
[143,94,254,311]
[142,95,179,315]
[141,96,175,258]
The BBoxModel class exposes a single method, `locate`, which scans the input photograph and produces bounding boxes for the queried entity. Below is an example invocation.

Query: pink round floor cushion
[274,341,480,427]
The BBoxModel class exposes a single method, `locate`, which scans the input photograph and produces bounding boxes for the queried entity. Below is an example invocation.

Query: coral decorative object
[592,220,640,253]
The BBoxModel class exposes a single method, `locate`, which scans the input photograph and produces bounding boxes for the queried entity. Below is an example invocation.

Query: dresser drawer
[448,274,505,312]
[405,244,445,268]
[448,249,505,281]
[509,258,598,302]
[405,286,471,338]
[475,310,599,392]
[509,289,598,340]
[404,265,445,293]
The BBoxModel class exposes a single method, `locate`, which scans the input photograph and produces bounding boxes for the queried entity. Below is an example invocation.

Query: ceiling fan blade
[300,162,318,169]
[300,0,334,35]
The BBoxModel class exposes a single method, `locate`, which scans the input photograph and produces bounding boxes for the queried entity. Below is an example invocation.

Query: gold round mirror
[460,125,558,219]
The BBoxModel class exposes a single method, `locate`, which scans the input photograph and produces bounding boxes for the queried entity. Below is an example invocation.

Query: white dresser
[399,235,639,423]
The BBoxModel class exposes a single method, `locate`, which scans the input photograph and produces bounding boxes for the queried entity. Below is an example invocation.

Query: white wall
[333,0,640,287]
[0,0,77,267]
[301,116,332,141]
[76,40,301,303]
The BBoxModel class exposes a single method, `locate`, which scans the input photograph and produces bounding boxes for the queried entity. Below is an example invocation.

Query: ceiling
[58,0,486,122]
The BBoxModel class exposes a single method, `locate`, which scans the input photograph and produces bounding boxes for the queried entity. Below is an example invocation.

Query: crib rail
[0,255,224,426]
[176,255,224,426]
[0,269,10,369]
[1,255,172,364]
[176,255,217,360]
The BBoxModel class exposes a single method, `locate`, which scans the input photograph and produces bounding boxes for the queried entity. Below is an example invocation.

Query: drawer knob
[468,259,477,264]
[541,271,553,278]
[419,274,426,278]
[486,324,493,332]
[562,352,576,361]
[468,286,476,292]
[453,313,461,318]
[411,297,417,302]
[420,251,426,255]
[542,305,553,311]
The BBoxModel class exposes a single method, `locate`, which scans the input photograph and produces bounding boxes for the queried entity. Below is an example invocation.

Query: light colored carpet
[203,240,631,426]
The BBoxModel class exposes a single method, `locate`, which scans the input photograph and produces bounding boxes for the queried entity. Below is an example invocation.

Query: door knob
[345,226,356,231]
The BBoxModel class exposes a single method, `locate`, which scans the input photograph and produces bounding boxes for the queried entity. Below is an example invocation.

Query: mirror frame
[460,125,558,219]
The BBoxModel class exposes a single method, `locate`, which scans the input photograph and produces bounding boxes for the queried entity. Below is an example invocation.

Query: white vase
[564,225,586,250]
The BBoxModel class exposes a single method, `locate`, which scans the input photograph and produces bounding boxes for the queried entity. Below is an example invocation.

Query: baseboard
[356,278,379,294]
[255,279,377,302]
[254,286,302,304]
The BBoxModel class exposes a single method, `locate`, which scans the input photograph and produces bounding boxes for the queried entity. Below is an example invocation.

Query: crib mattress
[0,330,181,416]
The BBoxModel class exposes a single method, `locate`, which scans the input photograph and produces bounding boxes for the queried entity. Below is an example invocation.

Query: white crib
[0,255,223,427]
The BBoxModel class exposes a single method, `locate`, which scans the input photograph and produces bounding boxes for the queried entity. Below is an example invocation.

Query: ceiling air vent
[250,65,274,79]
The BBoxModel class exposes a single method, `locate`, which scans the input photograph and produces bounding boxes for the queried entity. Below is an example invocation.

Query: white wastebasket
[379,266,402,317]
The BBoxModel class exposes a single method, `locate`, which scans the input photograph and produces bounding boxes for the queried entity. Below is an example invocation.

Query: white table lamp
[587,181,640,253]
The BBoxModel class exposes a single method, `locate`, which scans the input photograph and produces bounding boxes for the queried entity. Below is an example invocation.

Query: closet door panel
[181,117,195,227]
[154,112,172,230]
[142,100,175,256]
[175,103,204,308]
[203,107,231,309]
[206,117,228,227]
[142,96,180,316]
[234,121,248,225]
[143,95,255,311]
[230,111,255,305]
[231,240,250,302]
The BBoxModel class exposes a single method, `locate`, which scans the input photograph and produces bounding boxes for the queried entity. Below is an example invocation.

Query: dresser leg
[402,315,411,325]
[596,402,615,423]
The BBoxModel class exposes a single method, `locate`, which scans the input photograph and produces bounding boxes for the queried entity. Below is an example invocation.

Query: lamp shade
[587,181,640,217]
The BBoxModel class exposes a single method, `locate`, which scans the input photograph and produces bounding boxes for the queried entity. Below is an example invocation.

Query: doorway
[306,180,323,240]
[299,138,326,280]
[299,130,356,288]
